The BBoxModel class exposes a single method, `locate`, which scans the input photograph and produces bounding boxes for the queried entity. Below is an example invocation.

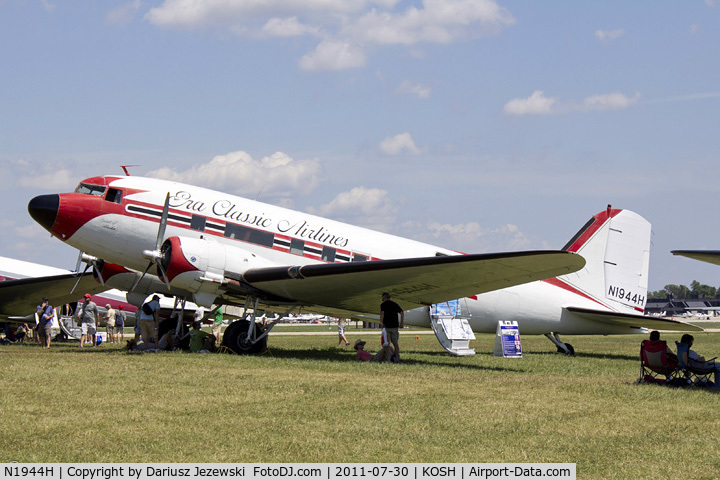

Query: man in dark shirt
[380,292,404,362]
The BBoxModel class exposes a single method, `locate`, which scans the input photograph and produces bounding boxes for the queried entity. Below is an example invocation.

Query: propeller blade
[70,264,91,294]
[156,193,170,250]
[130,262,154,292]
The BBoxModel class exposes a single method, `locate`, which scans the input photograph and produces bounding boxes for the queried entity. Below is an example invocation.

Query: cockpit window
[105,188,123,204]
[75,183,107,196]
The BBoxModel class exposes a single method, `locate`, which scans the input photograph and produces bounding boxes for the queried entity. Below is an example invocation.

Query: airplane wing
[240,250,585,315]
[0,274,106,321]
[565,306,703,332]
[671,250,720,266]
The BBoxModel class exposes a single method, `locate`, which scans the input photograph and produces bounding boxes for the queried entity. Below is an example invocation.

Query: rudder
[560,205,651,313]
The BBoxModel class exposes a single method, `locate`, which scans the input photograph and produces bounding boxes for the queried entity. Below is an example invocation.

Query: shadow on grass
[262,346,525,373]
[530,350,639,362]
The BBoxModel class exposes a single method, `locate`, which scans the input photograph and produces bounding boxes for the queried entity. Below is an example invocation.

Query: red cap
[84,294,91,298]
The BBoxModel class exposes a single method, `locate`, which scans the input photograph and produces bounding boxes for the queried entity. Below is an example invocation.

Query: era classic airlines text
[3,463,575,480]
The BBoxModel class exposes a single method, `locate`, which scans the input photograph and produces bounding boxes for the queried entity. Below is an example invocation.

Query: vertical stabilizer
[560,206,651,313]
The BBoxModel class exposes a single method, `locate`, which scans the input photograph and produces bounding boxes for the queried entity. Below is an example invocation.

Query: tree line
[648,281,719,300]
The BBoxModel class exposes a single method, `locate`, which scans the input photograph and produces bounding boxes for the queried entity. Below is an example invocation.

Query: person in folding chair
[640,331,679,384]
[676,334,720,387]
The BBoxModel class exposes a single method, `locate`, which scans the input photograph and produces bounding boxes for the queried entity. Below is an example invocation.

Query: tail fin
[560,205,651,313]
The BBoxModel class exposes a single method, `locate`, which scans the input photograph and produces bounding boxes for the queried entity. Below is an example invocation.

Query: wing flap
[565,306,703,332]
[242,250,585,314]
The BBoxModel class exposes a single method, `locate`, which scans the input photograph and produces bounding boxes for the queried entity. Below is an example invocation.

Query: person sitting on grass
[354,339,394,362]
[126,332,176,352]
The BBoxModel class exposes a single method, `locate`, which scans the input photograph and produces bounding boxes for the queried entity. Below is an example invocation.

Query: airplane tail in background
[559,205,651,313]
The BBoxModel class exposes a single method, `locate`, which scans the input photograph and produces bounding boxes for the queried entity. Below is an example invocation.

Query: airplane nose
[28,194,60,231]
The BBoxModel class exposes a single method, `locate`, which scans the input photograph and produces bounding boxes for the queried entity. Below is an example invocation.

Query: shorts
[38,324,52,339]
[337,325,346,335]
[385,327,399,344]
[81,323,97,336]
[139,319,156,341]
[115,325,124,334]
[106,325,115,334]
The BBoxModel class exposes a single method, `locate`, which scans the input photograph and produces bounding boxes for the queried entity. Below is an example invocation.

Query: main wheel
[221,320,267,355]
[564,343,575,356]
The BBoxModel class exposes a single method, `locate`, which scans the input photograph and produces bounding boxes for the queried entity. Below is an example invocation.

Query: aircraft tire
[221,320,266,355]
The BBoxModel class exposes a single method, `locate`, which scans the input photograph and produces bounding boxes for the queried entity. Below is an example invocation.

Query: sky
[1,0,719,293]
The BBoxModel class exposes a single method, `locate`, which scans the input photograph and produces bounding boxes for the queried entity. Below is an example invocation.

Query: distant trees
[648,281,718,299]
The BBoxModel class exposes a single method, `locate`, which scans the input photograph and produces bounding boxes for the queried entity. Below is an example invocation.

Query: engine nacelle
[94,260,168,295]
[158,236,276,295]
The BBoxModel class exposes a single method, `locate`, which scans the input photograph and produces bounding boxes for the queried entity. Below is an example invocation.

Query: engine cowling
[93,259,170,296]
[158,236,276,294]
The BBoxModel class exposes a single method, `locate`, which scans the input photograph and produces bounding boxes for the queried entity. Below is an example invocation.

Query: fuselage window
[290,238,304,255]
[190,215,207,232]
[75,183,106,196]
[352,253,368,262]
[322,246,336,263]
[105,188,123,204]
[224,223,274,248]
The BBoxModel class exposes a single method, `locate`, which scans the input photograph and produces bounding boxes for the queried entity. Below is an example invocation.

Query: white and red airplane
[24,174,698,354]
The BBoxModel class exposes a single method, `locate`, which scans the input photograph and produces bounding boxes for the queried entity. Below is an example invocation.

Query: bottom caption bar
[1,464,576,480]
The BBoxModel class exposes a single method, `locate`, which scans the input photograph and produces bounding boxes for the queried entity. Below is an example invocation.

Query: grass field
[2,330,720,478]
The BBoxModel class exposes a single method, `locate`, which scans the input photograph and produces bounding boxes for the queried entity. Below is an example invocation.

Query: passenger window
[322,246,336,262]
[290,239,304,255]
[105,188,123,204]
[352,253,368,262]
[190,215,206,232]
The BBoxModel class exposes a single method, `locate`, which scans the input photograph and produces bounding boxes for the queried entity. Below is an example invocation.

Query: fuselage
[28,175,638,336]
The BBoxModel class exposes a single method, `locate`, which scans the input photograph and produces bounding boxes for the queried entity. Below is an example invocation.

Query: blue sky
[1,0,719,292]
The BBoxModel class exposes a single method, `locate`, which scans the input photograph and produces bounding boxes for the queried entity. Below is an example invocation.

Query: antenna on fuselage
[253,186,264,201]
[120,165,141,176]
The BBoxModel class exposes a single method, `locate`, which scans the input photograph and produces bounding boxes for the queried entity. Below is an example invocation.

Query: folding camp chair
[640,340,680,385]
[675,341,716,388]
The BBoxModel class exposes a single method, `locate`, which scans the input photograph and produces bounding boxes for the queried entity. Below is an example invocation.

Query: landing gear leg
[544,332,575,356]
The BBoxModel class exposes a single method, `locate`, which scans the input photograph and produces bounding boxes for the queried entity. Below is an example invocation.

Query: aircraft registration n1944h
[19,173,699,355]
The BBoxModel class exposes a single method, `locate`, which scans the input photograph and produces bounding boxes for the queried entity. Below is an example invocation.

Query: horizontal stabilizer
[565,306,703,332]
[671,250,720,266]
[243,250,585,315]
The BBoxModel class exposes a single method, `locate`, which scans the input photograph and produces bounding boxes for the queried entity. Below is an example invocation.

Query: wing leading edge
[565,306,703,332]
[241,250,585,315]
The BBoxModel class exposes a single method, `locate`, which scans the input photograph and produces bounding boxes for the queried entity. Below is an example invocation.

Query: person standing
[379,292,404,362]
[115,305,125,343]
[337,318,350,347]
[76,294,99,347]
[138,294,161,349]
[211,305,223,346]
[104,304,116,344]
[37,297,54,349]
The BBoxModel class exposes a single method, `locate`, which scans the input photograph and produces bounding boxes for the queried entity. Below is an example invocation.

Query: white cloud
[146,150,325,198]
[379,132,422,155]
[299,40,366,71]
[17,168,77,191]
[145,0,515,71]
[503,90,557,116]
[595,28,625,43]
[396,80,431,98]
[345,0,514,46]
[41,0,55,13]
[106,0,142,26]
[262,17,319,37]
[504,90,640,115]
[400,220,533,253]
[581,92,640,111]
[308,186,396,232]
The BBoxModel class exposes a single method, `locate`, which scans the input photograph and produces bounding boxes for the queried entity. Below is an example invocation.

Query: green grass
[2,332,720,479]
